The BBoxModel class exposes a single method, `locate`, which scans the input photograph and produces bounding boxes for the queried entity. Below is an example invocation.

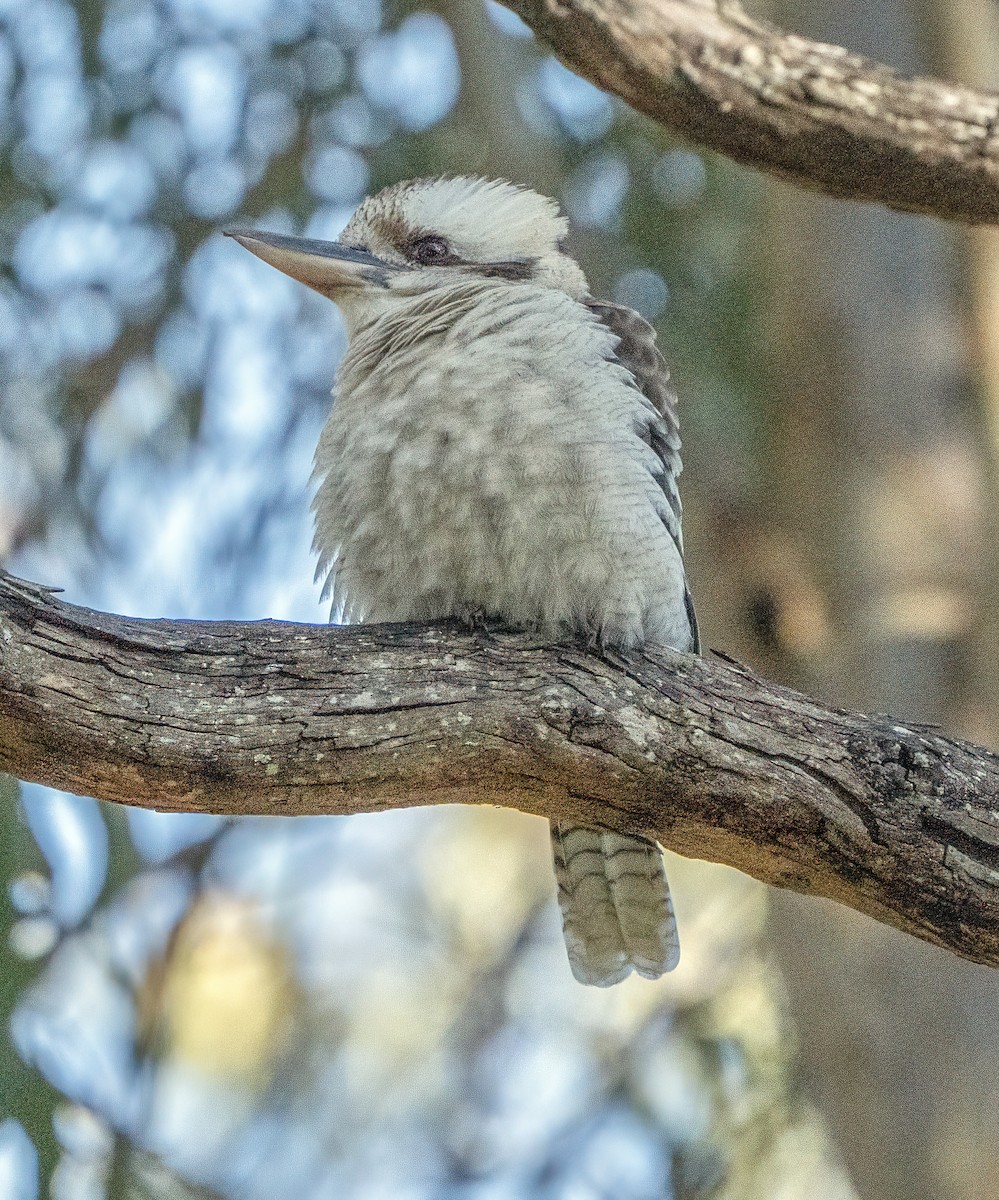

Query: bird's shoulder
[584,299,681,471]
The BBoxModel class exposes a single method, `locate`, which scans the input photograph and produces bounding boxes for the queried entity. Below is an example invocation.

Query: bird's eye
[410,235,453,265]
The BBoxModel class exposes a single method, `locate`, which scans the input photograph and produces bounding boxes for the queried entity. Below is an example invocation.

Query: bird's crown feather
[341,175,569,266]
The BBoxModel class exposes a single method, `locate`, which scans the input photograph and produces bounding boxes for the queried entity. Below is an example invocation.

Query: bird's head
[225,176,588,330]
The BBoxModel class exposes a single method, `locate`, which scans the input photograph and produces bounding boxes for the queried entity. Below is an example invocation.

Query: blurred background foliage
[0,0,997,1196]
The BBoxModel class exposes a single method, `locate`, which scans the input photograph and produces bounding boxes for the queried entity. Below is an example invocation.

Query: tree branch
[1,571,997,966]
[499,0,999,224]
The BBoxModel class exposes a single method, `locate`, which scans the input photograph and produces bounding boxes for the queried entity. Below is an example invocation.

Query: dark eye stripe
[401,232,536,282]
[475,259,535,281]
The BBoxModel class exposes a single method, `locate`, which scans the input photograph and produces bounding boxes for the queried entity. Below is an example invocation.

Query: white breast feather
[312,283,693,651]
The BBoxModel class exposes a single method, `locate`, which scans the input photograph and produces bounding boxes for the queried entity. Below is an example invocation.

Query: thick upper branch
[499,0,999,224]
[1,571,997,966]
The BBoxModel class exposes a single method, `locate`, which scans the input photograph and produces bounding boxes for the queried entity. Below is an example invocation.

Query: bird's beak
[224,227,396,295]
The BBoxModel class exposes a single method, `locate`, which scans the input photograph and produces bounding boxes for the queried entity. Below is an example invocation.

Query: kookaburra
[227,177,698,987]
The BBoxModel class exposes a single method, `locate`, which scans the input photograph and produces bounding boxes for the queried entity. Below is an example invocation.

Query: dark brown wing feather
[587,298,699,652]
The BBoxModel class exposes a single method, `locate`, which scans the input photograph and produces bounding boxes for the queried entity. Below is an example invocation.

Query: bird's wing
[587,298,699,650]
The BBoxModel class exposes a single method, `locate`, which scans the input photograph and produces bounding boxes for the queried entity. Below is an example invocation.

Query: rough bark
[497,0,999,224]
[1,573,997,967]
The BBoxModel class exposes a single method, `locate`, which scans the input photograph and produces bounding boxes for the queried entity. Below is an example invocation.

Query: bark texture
[1,572,997,966]
[498,0,999,224]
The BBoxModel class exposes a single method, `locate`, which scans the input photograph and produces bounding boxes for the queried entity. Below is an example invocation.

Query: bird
[226,176,698,986]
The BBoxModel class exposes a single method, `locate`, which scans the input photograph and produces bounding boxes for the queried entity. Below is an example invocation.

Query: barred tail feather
[551,823,680,987]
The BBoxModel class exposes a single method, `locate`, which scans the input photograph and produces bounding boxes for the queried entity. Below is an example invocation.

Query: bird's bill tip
[222,225,258,244]
[223,227,394,295]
